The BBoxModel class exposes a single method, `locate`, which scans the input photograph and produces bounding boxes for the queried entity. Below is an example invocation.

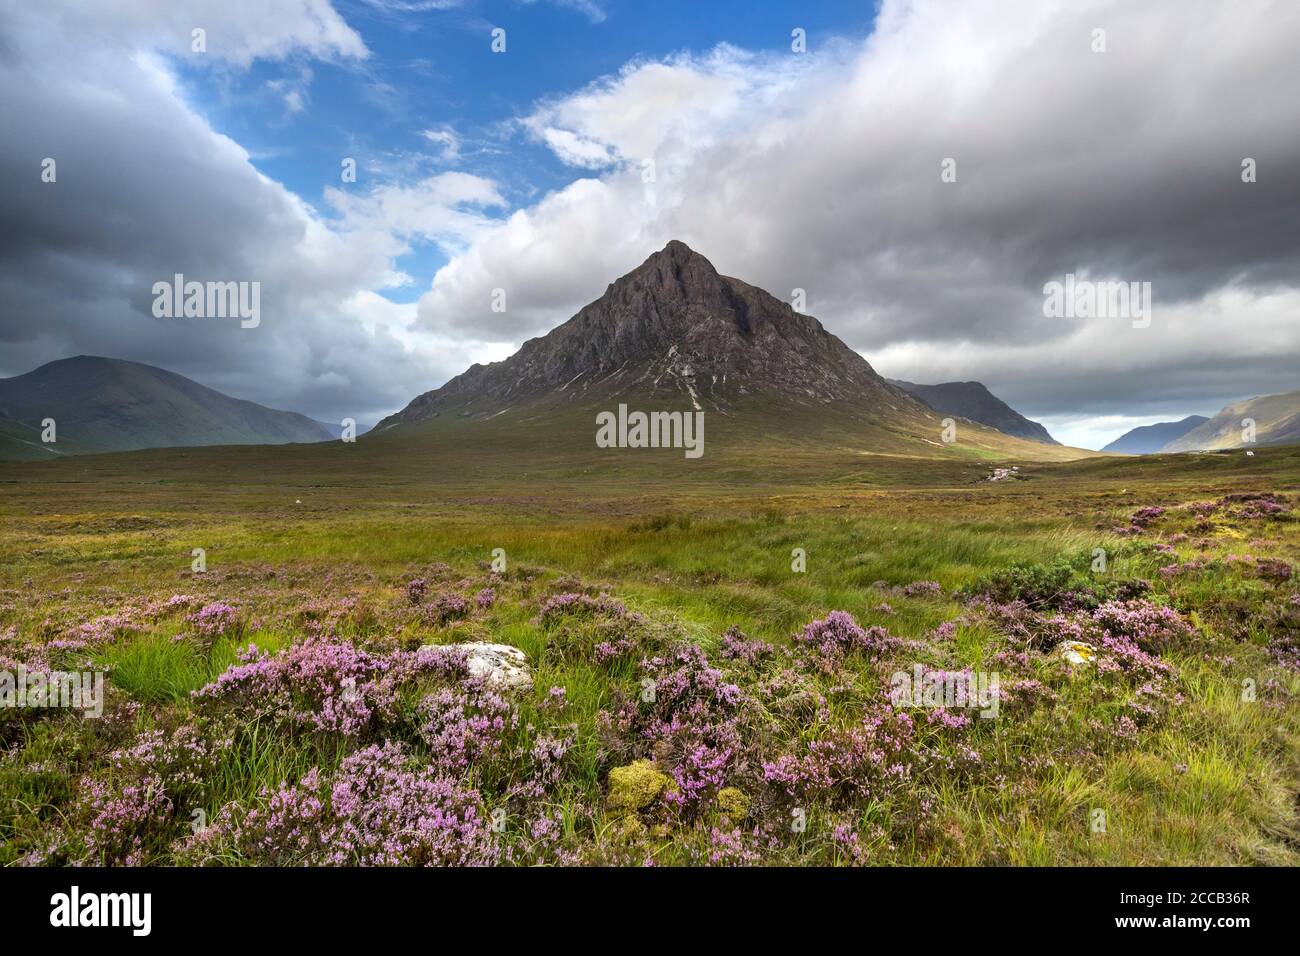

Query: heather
[0,455,1297,866]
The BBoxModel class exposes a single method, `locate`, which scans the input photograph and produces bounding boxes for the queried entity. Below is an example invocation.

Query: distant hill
[1101,415,1209,454]
[0,356,332,459]
[1161,390,1300,452]
[887,380,1059,444]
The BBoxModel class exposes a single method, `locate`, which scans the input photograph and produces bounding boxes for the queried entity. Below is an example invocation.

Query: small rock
[1056,640,1097,666]
[425,641,533,690]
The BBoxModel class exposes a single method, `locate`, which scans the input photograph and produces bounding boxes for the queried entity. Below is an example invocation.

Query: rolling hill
[1101,415,1209,454]
[0,356,333,459]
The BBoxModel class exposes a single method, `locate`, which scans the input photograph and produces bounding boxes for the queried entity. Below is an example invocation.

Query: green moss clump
[716,787,751,819]
[607,759,670,815]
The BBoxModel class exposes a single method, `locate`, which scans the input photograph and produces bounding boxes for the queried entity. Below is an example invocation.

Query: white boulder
[1056,640,1097,666]
[423,641,533,690]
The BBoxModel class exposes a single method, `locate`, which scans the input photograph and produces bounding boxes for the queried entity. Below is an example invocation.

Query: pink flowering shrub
[1250,557,1293,583]
[425,593,468,626]
[151,594,198,619]
[192,640,469,737]
[182,742,499,866]
[539,591,628,622]
[1263,594,1300,671]
[1130,506,1166,529]
[718,626,775,665]
[405,578,427,604]
[187,602,239,639]
[1090,599,1195,654]
[762,704,944,823]
[931,620,959,641]
[1217,492,1291,519]
[49,611,139,653]
[417,682,518,777]
[538,590,649,666]
[1045,600,1186,724]
[194,639,386,736]
[77,724,220,865]
[706,825,762,866]
[795,611,902,664]
[601,644,749,814]
[81,775,173,867]
[1158,557,1209,578]
[961,561,1150,614]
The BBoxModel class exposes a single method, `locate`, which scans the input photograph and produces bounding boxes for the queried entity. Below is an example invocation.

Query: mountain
[887,380,1059,444]
[1160,391,1300,452]
[372,241,1088,464]
[0,356,333,459]
[1101,415,1209,454]
[380,240,902,426]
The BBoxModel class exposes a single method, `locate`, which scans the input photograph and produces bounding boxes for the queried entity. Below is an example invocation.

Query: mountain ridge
[368,241,1092,467]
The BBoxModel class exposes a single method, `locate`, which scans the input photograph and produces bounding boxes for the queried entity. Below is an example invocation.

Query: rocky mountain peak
[377,241,915,429]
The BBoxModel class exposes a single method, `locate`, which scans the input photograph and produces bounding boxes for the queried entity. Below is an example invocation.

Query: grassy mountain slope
[1162,391,1300,452]
[0,356,332,459]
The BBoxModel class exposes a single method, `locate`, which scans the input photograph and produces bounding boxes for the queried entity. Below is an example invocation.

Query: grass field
[1,439,1297,866]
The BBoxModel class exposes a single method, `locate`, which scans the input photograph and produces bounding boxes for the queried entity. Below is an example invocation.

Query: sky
[2,0,1298,450]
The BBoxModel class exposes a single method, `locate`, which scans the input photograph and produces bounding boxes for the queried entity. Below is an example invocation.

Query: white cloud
[361,0,463,11]
[520,0,608,24]
[420,127,463,164]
